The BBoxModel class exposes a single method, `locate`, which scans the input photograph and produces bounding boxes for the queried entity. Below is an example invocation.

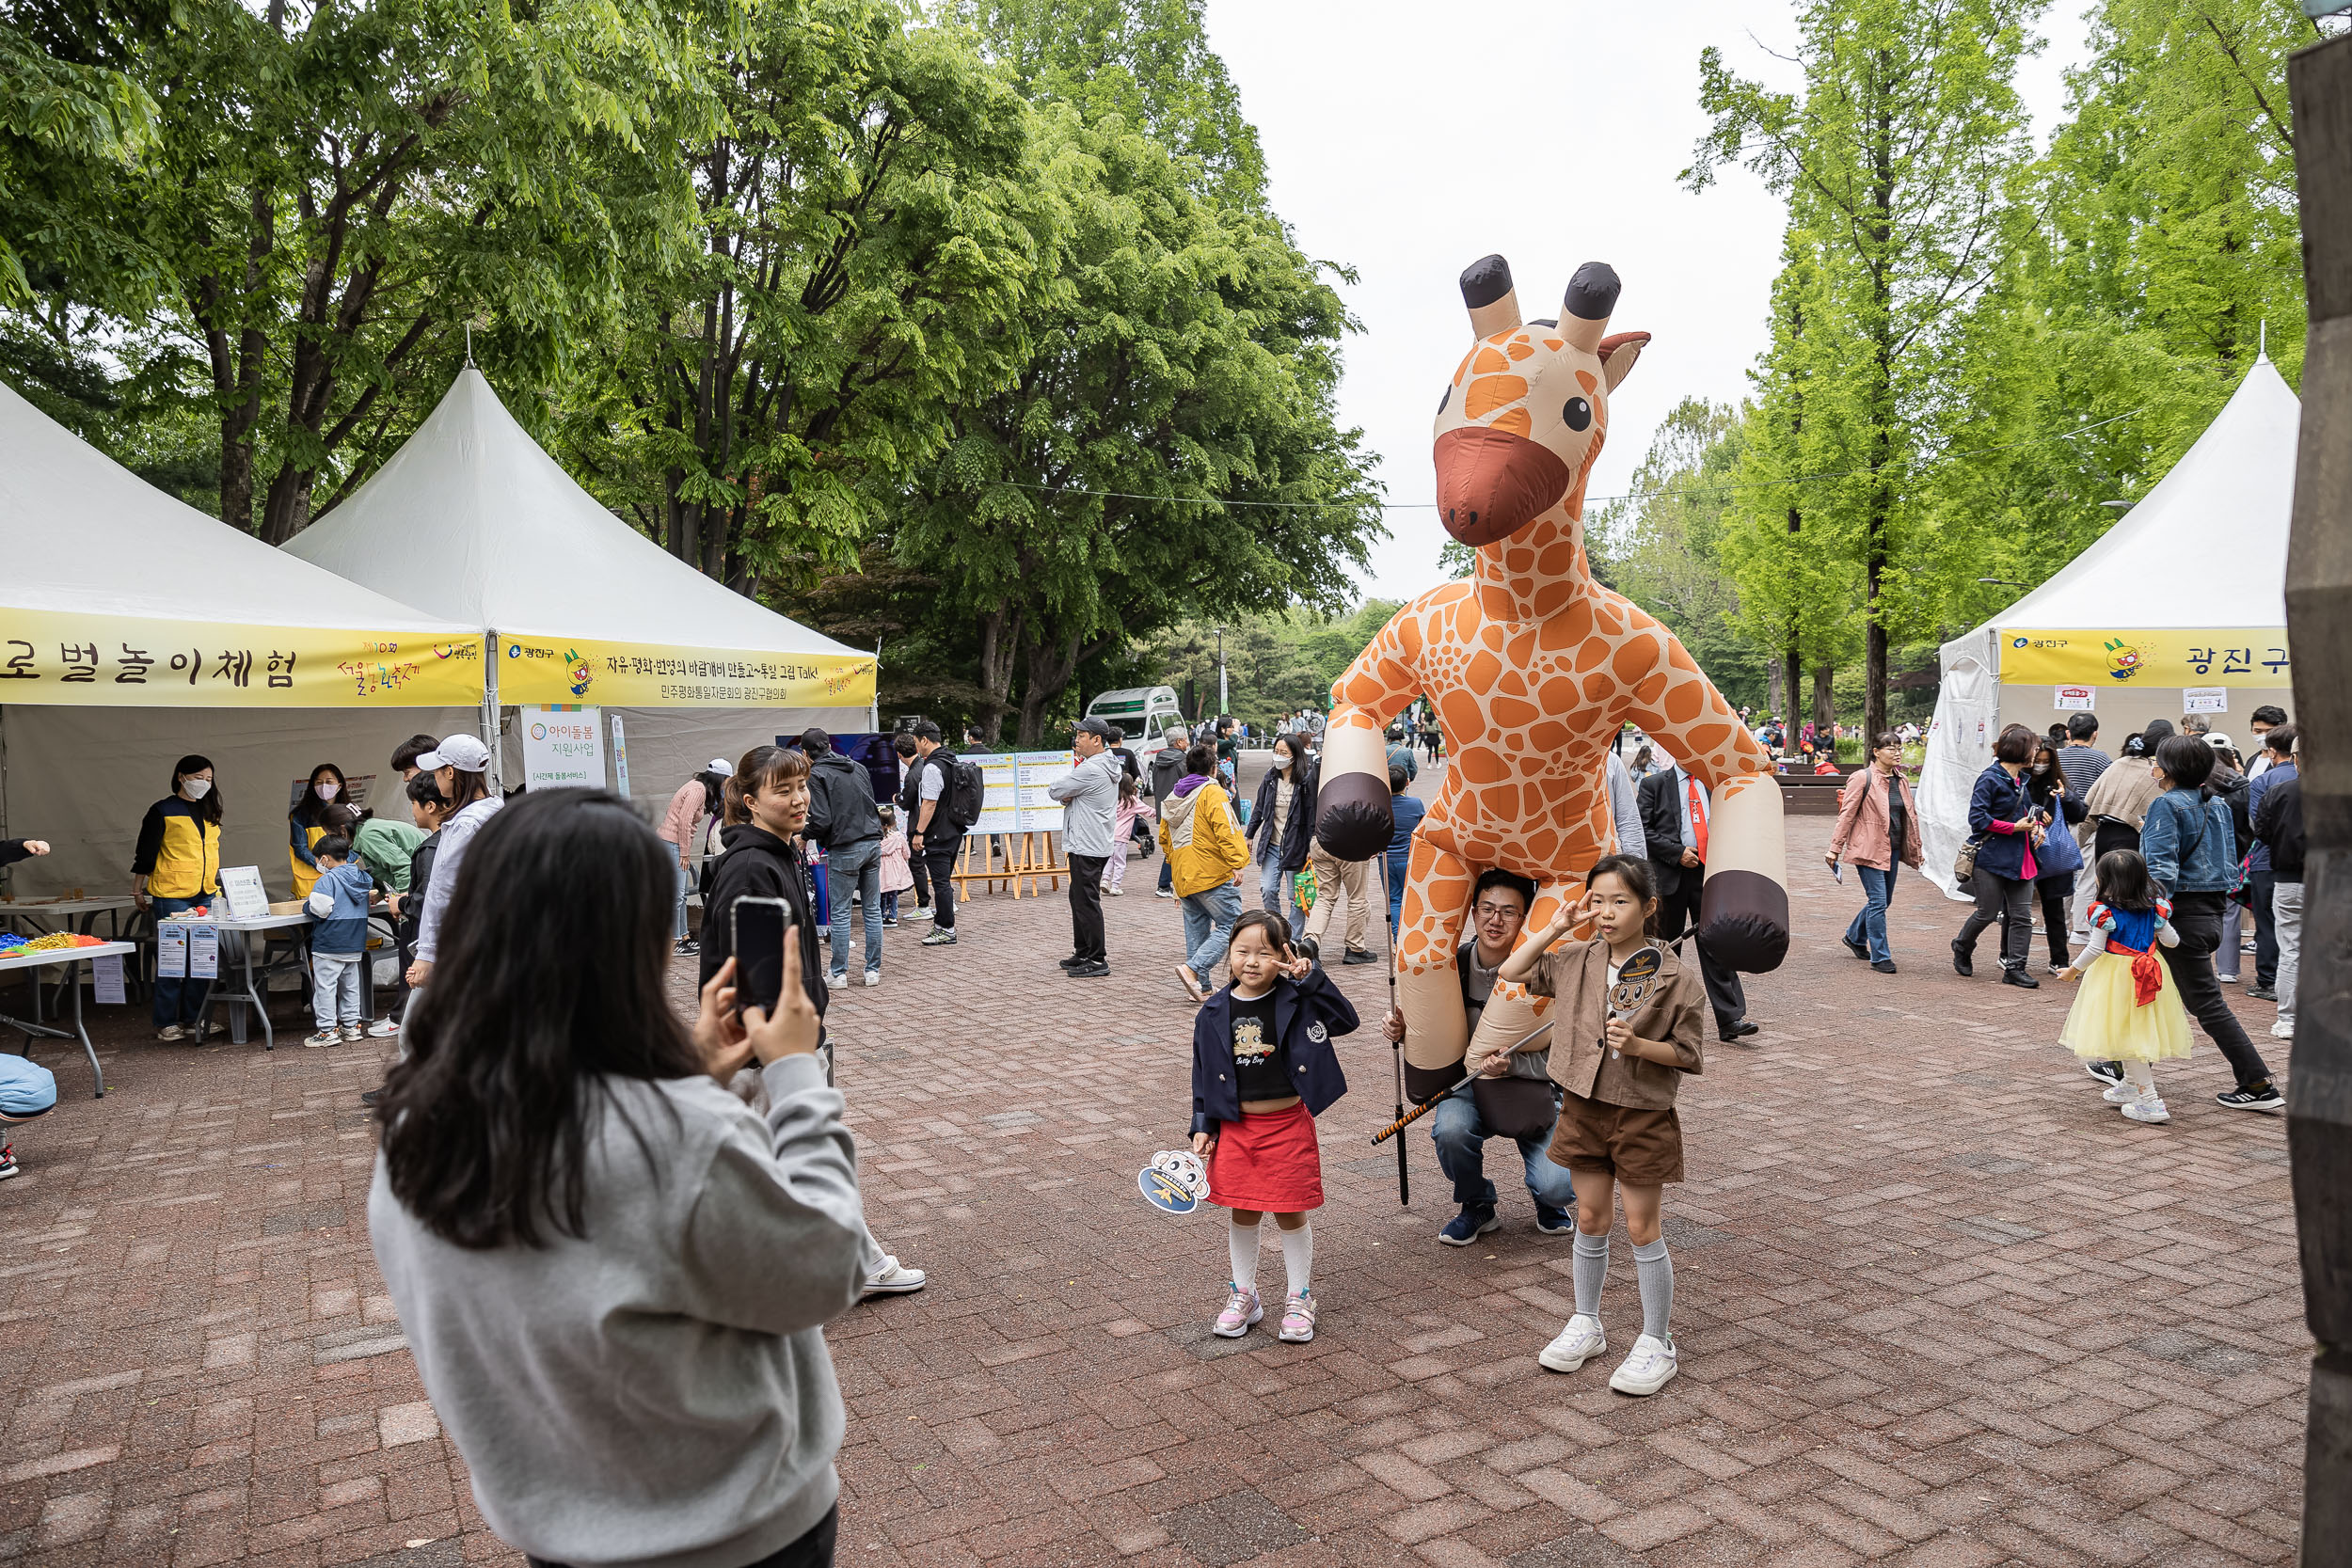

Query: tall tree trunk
[1765,656,1786,717]
[1810,664,1836,736]
[974,609,1022,743]
[1782,639,1801,725]
[260,463,315,545]
[1017,631,1082,747]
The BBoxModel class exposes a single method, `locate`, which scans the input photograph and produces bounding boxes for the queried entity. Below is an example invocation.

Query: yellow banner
[0,609,485,706]
[497,635,877,709]
[1998,628,2292,687]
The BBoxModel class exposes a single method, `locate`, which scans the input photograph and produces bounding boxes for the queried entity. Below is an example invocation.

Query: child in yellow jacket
[1160,740,1253,1004]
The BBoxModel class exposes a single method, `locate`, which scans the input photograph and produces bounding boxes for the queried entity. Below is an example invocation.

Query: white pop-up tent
[0,382,486,897]
[283,368,878,804]
[1919,356,2299,897]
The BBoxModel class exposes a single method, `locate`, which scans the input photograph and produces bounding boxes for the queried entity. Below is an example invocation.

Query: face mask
[1274,755,1292,771]
[2033,765,2051,775]
[316,781,340,800]
[182,778,212,800]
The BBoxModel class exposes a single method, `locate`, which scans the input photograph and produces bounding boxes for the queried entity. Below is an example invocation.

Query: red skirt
[1209,1100,1324,1212]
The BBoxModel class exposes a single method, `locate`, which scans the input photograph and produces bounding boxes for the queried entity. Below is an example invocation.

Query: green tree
[0,0,164,311]
[1689,0,2040,740]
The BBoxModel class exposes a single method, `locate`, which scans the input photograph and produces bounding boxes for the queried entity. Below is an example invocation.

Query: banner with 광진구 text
[1997,628,2291,688]
[497,635,876,708]
[0,609,485,706]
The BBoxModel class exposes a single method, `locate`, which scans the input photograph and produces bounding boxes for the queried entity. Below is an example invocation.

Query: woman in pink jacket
[658,761,731,955]
[1825,732,1924,974]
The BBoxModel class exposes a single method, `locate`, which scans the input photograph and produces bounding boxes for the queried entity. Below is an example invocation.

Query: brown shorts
[1547,1092,1684,1185]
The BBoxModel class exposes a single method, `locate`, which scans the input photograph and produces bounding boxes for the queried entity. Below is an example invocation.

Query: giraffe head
[1432,254,1649,547]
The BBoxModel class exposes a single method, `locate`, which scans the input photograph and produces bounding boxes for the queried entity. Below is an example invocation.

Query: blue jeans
[1257,852,1302,936]
[1181,880,1243,983]
[149,894,215,1028]
[1431,1085,1576,1212]
[1844,863,1898,963]
[1385,850,1408,934]
[826,838,882,979]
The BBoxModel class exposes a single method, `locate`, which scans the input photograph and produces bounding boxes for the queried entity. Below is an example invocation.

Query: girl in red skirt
[1189,911,1358,1342]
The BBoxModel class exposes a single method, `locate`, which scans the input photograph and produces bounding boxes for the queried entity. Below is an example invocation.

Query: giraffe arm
[1318,609,1422,862]
[1626,628,1790,974]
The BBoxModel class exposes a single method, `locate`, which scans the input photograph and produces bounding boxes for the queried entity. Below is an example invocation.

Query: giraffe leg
[1465,875,1589,1073]
[1398,839,1473,1101]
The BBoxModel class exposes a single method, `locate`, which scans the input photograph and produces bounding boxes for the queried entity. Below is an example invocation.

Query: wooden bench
[1777,769,1853,816]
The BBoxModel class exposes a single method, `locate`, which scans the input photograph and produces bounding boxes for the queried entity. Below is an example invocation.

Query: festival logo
[564,648,594,698]
[2102,638,2143,681]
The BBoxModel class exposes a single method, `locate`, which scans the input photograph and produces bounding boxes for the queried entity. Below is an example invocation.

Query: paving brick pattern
[0,759,2305,1565]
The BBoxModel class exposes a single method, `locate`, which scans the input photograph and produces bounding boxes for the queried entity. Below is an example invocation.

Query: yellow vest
[146,804,221,899]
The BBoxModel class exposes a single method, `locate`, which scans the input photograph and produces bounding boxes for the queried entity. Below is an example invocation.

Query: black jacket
[697,823,830,1027]
[2253,774,2304,882]
[398,830,442,953]
[1637,767,1697,895]
[1150,747,1187,805]
[804,752,882,850]
[1,839,31,869]
[898,747,961,839]
[1249,758,1319,873]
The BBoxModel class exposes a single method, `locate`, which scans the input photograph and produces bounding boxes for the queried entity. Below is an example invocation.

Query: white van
[1084,687,1188,760]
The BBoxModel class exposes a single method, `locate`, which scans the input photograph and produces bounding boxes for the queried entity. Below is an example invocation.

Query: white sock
[1228,1218,1261,1291]
[1279,1221,1313,1297]
[2124,1061,2156,1095]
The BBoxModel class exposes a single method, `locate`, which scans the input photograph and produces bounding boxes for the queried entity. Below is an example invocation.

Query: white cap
[707,758,734,776]
[414,734,492,772]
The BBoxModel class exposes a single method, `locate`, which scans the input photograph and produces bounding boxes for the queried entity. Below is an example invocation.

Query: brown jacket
[1828,766,1923,871]
[1525,939,1707,1110]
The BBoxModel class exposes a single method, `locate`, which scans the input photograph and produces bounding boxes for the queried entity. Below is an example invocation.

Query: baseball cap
[1075,717,1117,739]
[707,758,734,776]
[2204,733,2234,752]
[413,734,492,772]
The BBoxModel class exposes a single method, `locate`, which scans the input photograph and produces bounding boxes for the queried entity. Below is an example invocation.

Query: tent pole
[871,639,881,735]
[482,632,501,794]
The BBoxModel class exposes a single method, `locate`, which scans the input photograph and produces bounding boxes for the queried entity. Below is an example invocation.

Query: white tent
[1920,356,2299,898]
[0,381,485,897]
[283,368,878,803]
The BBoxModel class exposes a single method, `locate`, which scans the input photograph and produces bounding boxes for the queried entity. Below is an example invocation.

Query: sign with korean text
[1998,628,2291,688]
[971,754,1021,834]
[218,865,269,921]
[0,610,484,706]
[2183,687,2229,715]
[498,635,876,709]
[2053,686,2096,712]
[1012,751,1075,834]
[520,706,606,790]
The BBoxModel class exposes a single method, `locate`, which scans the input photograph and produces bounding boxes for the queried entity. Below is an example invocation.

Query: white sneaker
[303,1029,342,1049]
[365,1019,399,1038]
[1608,1333,1679,1396]
[903,905,934,922]
[1538,1315,1607,1373]
[1155,889,1175,899]
[864,969,882,988]
[2102,1081,2138,1104]
[156,1024,183,1042]
[2121,1093,2171,1124]
[863,1257,927,1295]
[2273,1021,2295,1039]
[340,1024,364,1043]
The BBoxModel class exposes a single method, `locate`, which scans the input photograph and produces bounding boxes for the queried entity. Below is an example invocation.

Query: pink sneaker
[1213,1283,1262,1338]
[1278,1291,1316,1343]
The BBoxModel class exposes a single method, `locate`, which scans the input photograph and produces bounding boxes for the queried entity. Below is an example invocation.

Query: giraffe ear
[1599,331,1650,392]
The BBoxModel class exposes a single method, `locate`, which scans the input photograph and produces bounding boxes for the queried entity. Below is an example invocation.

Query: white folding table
[0,941,131,1098]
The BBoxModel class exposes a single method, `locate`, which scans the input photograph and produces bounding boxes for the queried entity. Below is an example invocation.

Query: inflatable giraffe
[1314,254,1789,1100]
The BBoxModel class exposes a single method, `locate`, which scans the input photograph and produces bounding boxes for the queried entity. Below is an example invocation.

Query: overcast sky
[1198,1,2094,605]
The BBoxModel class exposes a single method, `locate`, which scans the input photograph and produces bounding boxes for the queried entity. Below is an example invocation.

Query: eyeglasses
[1473,902,1523,921]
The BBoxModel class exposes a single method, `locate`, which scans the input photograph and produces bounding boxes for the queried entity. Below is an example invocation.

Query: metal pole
[1216,626,1228,721]
[2287,35,2352,1566]
[1374,850,1406,1206]
[481,632,501,795]
[871,639,882,736]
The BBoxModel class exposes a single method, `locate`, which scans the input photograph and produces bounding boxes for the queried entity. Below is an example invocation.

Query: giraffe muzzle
[1435,426,1571,546]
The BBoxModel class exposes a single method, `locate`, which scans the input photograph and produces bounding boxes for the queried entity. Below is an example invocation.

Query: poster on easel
[218,865,269,921]
[972,754,1022,835]
[1011,751,1075,834]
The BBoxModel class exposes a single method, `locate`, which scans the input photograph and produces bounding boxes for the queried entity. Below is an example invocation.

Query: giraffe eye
[1563,397,1592,432]
[1438,386,1451,415]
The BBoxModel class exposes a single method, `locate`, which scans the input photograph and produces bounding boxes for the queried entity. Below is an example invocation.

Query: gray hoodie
[368,1053,866,1568]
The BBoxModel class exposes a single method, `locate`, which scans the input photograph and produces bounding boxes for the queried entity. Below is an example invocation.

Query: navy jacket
[1248,758,1320,873]
[1965,764,2037,880]
[1190,965,1358,1135]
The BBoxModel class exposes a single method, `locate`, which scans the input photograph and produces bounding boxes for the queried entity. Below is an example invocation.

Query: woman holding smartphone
[702,745,926,1300]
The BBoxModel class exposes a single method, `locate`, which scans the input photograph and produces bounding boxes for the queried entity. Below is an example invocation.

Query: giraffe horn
[1560,261,1620,354]
[1460,254,1521,339]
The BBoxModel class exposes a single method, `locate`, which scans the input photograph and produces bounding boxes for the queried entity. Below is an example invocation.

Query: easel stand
[952,832,1066,899]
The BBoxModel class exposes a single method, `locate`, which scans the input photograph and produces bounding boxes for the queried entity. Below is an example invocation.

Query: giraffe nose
[1435,426,1570,546]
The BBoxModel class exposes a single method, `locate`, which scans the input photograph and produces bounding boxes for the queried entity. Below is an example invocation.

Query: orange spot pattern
[1464,375,1528,420]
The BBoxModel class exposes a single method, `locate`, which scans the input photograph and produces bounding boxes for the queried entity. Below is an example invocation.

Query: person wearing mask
[369,788,867,1568]
[802,730,884,990]
[1635,756,1756,1040]
[1826,732,1922,974]
[132,755,224,1041]
[701,746,925,1298]
[2083,721,2172,862]
[659,762,732,956]
[902,721,961,947]
[1049,718,1122,978]
[2250,728,2301,1040]
[2244,724,2297,1003]
[1248,735,1317,938]
[2020,740,2088,973]
[1149,724,1191,899]
[289,763,358,900]
[1951,723,2044,989]
[2245,705,2289,779]
[406,735,501,993]
[2092,735,2280,1113]
[2098,737,2277,1114]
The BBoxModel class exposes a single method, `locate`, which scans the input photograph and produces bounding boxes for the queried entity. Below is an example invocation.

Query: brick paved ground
[0,758,2306,1566]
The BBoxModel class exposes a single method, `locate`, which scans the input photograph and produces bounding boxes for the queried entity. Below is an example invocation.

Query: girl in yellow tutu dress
[2057,849,2193,1123]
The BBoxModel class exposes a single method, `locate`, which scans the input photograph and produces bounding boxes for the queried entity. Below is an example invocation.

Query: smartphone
[731,896,792,1018]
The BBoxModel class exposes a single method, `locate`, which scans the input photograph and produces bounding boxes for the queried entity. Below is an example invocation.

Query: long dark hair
[2095,848,2156,914]
[170,754,223,827]
[377,789,698,1248]
[293,763,350,827]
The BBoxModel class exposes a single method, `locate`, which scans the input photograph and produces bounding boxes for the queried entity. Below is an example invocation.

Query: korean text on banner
[520,706,606,790]
[2184,688,2230,715]
[0,610,484,706]
[972,755,1021,835]
[2054,687,2096,712]
[1012,752,1075,834]
[218,866,269,920]
[497,636,876,709]
[1998,628,2291,688]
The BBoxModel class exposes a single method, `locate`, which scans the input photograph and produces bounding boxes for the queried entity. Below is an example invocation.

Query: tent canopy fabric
[283,370,875,711]
[0,381,483,707]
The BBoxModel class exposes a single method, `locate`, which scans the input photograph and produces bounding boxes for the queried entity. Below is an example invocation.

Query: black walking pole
[1375,852,1407,1206]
